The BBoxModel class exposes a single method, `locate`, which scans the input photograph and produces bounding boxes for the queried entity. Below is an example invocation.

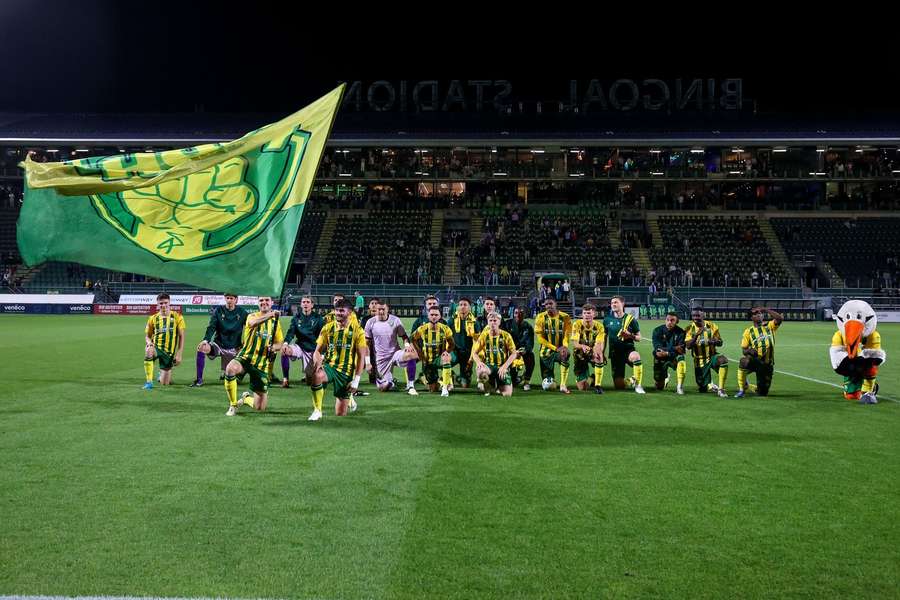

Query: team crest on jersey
[79,129,311,262]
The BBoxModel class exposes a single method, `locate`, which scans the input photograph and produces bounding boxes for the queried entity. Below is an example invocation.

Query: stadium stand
[649,216,791,287]
[772,217,900,288]
[314,208,444,284]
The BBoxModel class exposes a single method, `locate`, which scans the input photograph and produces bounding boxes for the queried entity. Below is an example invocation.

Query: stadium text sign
[118,294,259,306]
[93,304,183,315]
[342,79,743,113]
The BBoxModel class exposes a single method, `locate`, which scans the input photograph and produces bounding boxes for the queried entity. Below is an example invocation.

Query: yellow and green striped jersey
[571,319,605,348]
[145,311,186,354]
[473,329,517,367]
[412,323,454,363]
[317,320,367,377]
[741,321,781,364]
[831,328,881,351]
[237,312,284,371]
[534,310,572,357]
[324,310,359,328]
[684,320,721,368]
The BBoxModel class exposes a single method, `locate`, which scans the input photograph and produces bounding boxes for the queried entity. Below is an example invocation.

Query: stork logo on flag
[78,131,310,262]
[18,84,344,295]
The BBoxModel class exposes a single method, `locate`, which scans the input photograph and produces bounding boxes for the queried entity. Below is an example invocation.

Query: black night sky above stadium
[2,1,898,118]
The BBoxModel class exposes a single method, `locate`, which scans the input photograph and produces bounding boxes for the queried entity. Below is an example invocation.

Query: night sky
[1,2,896,117]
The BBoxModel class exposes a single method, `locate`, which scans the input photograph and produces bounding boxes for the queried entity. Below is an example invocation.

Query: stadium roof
[3,110,900,146]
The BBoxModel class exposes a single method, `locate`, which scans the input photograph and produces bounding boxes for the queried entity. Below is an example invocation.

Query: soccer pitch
[1,315,899,599]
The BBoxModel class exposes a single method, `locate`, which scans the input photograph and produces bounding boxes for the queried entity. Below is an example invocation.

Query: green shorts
[694,356,724,391]
[539,350,570,379]
[423,354,455,384]
[653,355,683,383]
[323,363,353,399]
[484,364,512,387]
[238,358,269,394]
[573,351,603,382]
[155,348,175,371]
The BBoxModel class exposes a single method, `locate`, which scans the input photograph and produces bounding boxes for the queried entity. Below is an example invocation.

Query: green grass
[1,315,899,599]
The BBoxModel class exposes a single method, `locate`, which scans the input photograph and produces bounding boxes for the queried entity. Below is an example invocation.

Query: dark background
[1,1,896,116]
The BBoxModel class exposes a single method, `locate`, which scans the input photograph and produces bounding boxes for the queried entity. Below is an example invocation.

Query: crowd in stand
[316,147,900,182]
[1,171,897,289]
[12,145,900,186]
[2,264,20,288]
[1,183,23,209]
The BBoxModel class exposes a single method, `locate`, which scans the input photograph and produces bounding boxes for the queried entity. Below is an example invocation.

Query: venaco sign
[0,294,97,315]
[1,303,96,314]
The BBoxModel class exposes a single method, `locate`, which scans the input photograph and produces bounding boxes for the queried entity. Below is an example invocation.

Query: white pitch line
[715,352,899,404]
[771,367,899,404]
[0,596,286,600]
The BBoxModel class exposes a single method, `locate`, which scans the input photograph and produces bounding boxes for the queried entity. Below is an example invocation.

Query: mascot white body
[831,300,885,403]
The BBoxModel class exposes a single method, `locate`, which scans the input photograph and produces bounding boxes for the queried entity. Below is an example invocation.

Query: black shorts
[609,345,637,378]
[744,357,774,393]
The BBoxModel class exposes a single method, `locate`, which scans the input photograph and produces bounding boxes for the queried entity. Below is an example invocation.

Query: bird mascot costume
[830,300,885,404]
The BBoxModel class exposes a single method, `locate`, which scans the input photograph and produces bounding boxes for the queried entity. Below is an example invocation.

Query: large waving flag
[18,84,344,295]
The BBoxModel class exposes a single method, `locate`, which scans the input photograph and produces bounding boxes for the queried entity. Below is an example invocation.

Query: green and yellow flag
[18,84,344,295]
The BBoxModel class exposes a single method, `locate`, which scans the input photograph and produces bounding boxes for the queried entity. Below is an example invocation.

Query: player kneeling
[303,299,367,420]
[224,297,283,416]
[572,303,606,394]
[471,312,519,397]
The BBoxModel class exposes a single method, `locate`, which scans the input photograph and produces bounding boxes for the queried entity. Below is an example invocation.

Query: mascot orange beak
[844,320,864,359]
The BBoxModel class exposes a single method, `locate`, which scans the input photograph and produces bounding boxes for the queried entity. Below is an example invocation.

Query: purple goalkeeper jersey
[364,314,407,357]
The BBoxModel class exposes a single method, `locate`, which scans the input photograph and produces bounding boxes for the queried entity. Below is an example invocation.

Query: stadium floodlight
[690,148,705,154]
[493,172,508,176]
[649,149,662,154]
[651,171,665,176]
[569,149,583,153]
[892,170,900,174]
[339,173,352,177]
[808,172,827,176]
[46,149,58,153]
[816,147,826,153]
[732,148,744,153]
[74,148,89,153]
[530,149,545,154]
[568,173,585,177]
[728,170,742,175]
[773,147,788,153]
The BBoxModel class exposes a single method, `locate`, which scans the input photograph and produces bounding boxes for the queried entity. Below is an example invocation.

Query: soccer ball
[541,378,553,391]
